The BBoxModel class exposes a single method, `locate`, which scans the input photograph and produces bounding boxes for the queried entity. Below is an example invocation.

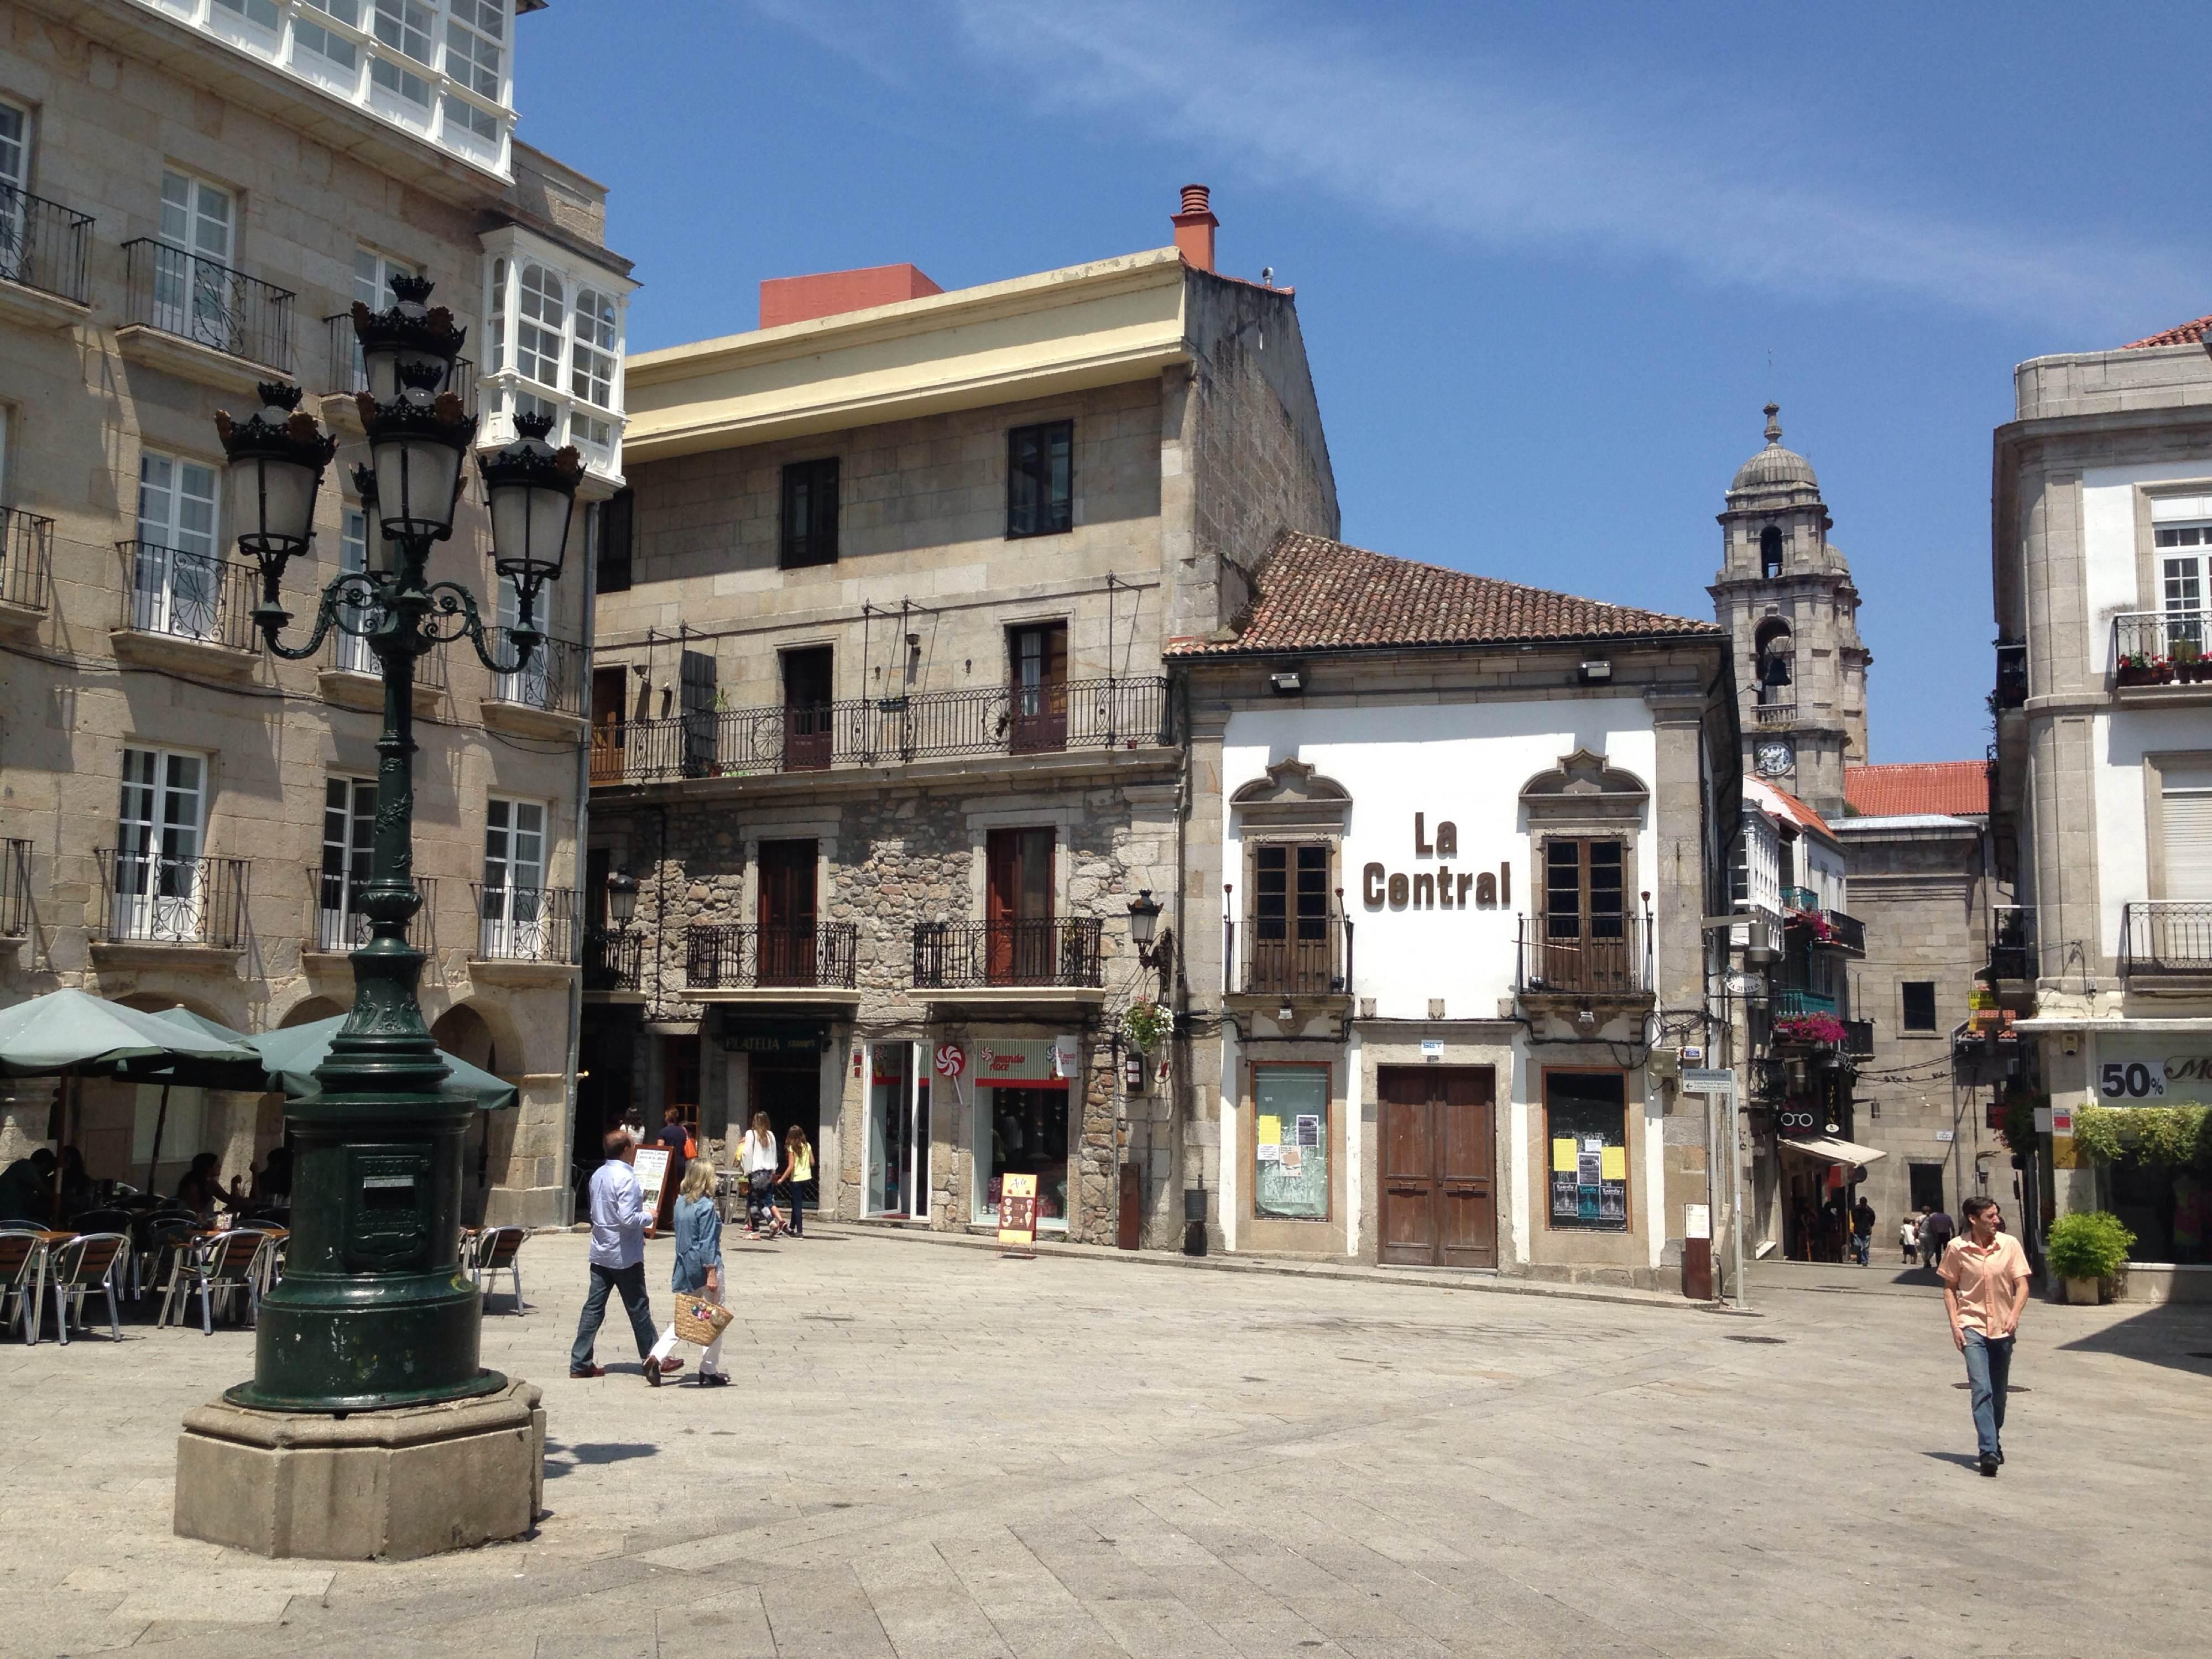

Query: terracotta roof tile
[1843,761,1988,818]
[1745,776,1836,841]
[2124,312,2212,349]
[1165,531,1723,657]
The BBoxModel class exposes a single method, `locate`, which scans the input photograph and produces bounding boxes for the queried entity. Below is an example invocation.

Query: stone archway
[430,1004,498,1075]
[279,995,348,1029]
[432,1004,503,1227]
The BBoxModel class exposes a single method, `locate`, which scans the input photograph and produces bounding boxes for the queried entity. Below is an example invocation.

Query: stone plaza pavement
[1,1227,2207,1659]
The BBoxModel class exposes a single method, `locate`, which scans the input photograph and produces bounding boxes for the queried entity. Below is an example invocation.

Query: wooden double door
[1378,1066,1497,1268]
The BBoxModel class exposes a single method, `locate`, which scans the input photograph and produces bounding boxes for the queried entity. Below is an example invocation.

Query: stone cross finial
[1763,402,1782,445]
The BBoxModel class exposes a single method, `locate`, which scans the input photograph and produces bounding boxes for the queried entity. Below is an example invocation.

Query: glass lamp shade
[1127,890,1162,946]
[480,413,584,586]
[606,869,639,926]
[353,274,466,404]
[369,426,467,541]
[363,342,458,405]
[215,383,335,568]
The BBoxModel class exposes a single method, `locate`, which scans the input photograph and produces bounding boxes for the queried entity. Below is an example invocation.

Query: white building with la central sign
[1173,533,1741,1290]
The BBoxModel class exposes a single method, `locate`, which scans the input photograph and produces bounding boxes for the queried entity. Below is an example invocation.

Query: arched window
[1754,618,1794,703]
[1760,525,1783,578]
[516,262,565,386]
[487,256,507,373]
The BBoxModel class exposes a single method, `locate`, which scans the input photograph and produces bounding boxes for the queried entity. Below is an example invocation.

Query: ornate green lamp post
[213,277,581,1412]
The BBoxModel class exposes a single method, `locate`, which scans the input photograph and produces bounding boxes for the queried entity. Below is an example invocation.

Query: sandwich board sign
[998,1171,1039,1253]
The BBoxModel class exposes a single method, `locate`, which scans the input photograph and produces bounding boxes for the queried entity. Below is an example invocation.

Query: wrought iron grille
[684,923,860,990]
[583,927,644,992]
[1,506,53,611]
[1241,910,1345,995]
[489,630,583,716]
[123,238,294,372]
[2120,901,2212,976]
[117,541,259,650]
[469,883,573,963]
[0,184,93,304]
[1987,904,2036,980]
[1515,916,1652,997]
[322,312,474,409]
[0,839,29,937]
[96,849,249,948]
[911,918,1104,989]
[307,867,434,951]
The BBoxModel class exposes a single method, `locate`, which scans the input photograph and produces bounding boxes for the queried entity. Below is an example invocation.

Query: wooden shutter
[597,489,633,593]
[2164,770,2212,901]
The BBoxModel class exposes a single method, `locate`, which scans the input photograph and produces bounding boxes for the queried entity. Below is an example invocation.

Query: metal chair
[234,1220,288,1296]
[469,1225,527,1312]
[0,1229,49,1345]
[43,1233,128,1344]
[159,1229,267,1334]
[140,1217,200,1305]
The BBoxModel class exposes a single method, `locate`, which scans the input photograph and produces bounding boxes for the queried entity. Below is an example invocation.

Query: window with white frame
[570,285,618,446]
[213,0,282,38]
[515,262,564,385]
[335,505,375,671]
[479,797,547,957]
[482,240,629,473]
[319,776,377,947]
[133,450,222,638]
[369,0,436,116]
[442,0,504,142]
[155,170,236,348]
[114,747,207,942]
[2154,520,2208,655]
[0,96,28,193]
[292,0,363,84]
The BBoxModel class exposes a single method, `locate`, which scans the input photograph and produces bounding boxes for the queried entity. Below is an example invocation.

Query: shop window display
[1253,1065,1329,1221]
[1546,1070,1629,1231]
[985,1086,1068,1226]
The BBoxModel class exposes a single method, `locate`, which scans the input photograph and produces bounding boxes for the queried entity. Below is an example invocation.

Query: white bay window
[479,228,633,486]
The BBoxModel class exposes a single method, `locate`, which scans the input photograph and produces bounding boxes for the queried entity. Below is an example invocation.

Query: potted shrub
[2044,1210,2135,1304]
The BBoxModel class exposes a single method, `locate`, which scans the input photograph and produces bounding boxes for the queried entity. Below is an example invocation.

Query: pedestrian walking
[1937,1194,2032,1476]
[1918,1206,1955,1274]
[1850,1194,1876,1266]
[569,1128,682,1385]
[647,1156,729,1387]
[1900,1208,1922,1266]
[739,1110,781,1239]
[778,1123,815,1238]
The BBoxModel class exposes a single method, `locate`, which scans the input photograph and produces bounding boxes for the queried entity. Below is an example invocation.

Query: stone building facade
[585,195,1339,1245]
[1174,532,1741,1289]
[0,0,630,1226]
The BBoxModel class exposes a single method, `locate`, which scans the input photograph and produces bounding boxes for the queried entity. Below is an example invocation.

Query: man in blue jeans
[569,1128,681,1384]
[1938,1195,2032,1475]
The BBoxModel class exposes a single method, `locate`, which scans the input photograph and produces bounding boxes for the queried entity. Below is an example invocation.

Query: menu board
[633,1147,671,1224]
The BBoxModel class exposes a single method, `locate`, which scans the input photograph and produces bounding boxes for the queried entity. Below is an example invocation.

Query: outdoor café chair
[140,1217,200,1305]
[43,1233,128,1344]
[469,1225,527,1313]
[0,1229,49,1345]
[234,1220,288,1295]
[73,1209,137,1291]
[159,1229,267,1335]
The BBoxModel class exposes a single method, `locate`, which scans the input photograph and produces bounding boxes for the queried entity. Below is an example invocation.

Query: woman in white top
[739,1110,781,1238]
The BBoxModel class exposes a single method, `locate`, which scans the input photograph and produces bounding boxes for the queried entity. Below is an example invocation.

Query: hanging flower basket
[1772,1013,1847,1048]
[1120,999,1173,1053]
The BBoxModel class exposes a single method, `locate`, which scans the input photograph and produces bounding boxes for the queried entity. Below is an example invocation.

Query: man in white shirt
[568,1128,679,1383]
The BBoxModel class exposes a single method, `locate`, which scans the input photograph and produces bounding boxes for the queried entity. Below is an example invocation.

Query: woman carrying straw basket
[647,1157,731,1387]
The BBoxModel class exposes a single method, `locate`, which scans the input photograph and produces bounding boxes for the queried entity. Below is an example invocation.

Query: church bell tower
[1709,404,1870,817]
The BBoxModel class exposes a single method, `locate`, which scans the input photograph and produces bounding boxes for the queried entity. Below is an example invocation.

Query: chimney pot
[1171,181,1219,273]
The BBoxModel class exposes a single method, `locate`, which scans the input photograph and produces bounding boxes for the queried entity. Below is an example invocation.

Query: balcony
[0,507,53,619]
[1239,912,1348,997]
[321,623,449,713]
[114,542,260,677]
[2112,611,2212,693]
[93,850,249,961]
[583,927,646,997]
[322,312,476,409]
[470,885,574,977]
[1842,1018,1875,1058]
[912,919,1105,992]
[483,632,586,738]
[684,924,860,1000]
[1994,640,2027,709]
[1782,890,1864,954]
[0,184,93,320]
[2120,901,2212,979]
[1,839,30,939]
[1773,987,1839,1019]
[306,868,434,954]
[598,677,1174,785]
[120,240,294,387]
[1751,701,1797,727]
[1514,916,1653,1000]
[1987,904,2036,982]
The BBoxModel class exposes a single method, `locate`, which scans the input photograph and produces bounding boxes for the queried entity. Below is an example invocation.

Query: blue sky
[516,2,2211,764]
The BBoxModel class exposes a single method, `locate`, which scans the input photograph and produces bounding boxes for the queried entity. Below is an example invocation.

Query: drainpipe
[559,502,602,1226]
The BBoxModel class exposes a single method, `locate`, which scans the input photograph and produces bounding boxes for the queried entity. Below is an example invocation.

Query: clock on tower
[1755,738,1795,778]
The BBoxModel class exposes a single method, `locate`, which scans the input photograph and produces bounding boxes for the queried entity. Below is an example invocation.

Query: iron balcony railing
[684,922,860,990]
[2,506,54,611]
[1780,885,1818,911]
[0,183,93,305]
[123,239,294,372]
[307,867,434,951]
[583,927,645,993]
[96,849,249,950]
[601,676,1173,784]
[489,631,584,717]
[1514,916,1653,998]
[1774,987,1839,1019]
[1988,904,2036,981]
[1751,702,1797,727]
[470,883,573,964]
[118,542,259,651]
[1242,910,1347,996]
[327,622,450,690]
[1994,641,2028,709]
[912,917,1105,989]
[2120,901,2212,977]
[1,839,30,937]
[322,313,475,409]
[2112,610,2212,682]
[1827,910,1865,954]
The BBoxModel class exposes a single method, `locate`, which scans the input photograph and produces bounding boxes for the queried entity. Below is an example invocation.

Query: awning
[1779,1134,1887,1167]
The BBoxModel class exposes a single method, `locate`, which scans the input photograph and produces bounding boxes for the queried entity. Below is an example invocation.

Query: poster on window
[1254,1067,1328,1220]
[1546,1073,1629,1232]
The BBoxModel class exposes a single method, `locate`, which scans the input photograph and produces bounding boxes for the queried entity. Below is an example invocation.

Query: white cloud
[760,0,2199,331]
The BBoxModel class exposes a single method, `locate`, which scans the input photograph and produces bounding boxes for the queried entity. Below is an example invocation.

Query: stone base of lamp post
[173,1377,543,1560]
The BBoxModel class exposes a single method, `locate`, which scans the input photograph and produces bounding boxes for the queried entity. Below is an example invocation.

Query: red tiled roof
[1165,531,1723,657]
[1745,777,1835,840]
[2124,313,2212,349]
[1843,761,1988,818]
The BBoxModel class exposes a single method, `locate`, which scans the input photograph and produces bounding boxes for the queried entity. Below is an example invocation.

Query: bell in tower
[1708,404,1871,817]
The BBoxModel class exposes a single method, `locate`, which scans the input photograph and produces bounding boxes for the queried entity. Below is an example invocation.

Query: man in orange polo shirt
[1938,1194,2033,1475]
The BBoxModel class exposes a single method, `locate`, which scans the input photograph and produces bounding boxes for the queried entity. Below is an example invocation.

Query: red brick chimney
[1171,183,1217,272]
[759,263,943,330]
